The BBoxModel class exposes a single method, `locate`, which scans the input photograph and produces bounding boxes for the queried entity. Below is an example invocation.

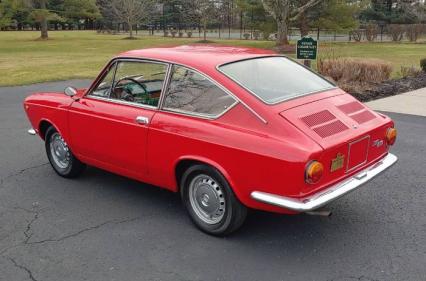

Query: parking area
[0,81,425,281]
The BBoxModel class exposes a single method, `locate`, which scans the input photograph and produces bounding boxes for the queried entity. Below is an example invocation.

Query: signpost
[296,37,318,68]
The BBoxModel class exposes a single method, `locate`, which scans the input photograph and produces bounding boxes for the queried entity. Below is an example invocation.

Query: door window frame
[84,58,172,110]
[158,64,239,120]
[83,57,241,119]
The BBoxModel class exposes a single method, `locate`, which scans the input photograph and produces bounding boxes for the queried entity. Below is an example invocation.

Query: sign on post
[296,37,318,61]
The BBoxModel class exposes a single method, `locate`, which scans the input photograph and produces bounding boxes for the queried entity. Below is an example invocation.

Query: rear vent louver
[301,110,349,138]
[337,101,376,124]
[351,110,376,124]
[337,101,364,114]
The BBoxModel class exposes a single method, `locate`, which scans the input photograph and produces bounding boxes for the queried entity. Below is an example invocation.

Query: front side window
[219,57,335,104]
[90,63,116,98]
[163,66,237,117]
[110,61,168,107]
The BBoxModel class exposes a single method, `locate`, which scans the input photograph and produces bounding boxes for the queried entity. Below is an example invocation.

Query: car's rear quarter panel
[147,103,322,213]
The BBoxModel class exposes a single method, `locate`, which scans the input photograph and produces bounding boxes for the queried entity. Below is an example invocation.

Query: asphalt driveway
[0,80,425,281]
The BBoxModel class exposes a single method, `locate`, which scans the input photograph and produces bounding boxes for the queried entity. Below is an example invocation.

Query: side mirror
[64,86,78,97]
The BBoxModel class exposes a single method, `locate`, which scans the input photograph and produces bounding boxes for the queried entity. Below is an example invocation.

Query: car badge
[352,124,358,129]
[330,153,345,172]
[372,139,384,148]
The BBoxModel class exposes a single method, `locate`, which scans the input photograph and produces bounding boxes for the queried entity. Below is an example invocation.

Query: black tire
[45,126,86,178]
[180,164,247,236]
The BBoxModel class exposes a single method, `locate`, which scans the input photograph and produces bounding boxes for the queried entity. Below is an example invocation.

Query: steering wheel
[114,77,148,101]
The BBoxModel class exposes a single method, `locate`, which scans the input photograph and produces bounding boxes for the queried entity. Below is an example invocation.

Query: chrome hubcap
[189,175,226,224]
[49,132,70,169]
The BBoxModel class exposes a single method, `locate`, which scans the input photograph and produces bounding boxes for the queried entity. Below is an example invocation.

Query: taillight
[305,161,324,184]
[386,127,397,146]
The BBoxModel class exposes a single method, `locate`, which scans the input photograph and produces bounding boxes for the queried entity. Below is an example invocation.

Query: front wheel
[45,127,86,178]
[181,164,247,236]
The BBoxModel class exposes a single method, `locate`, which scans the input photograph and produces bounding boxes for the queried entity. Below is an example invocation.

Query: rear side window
[219,57,334,104]
[163,66,237,117]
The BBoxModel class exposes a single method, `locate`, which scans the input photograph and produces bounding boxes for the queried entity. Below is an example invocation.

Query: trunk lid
[280,93,392,185]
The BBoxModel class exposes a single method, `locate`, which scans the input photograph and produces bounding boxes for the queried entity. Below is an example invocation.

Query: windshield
[219,57,335,104]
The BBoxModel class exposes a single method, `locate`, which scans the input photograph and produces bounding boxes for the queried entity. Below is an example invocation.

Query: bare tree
[111,0,154,38]
[193,0,220,41]
[261,0,322,46]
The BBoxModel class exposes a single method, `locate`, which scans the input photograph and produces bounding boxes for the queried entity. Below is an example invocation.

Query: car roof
[118,45,277,73]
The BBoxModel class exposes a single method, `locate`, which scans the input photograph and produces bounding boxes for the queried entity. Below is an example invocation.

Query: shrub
[405,24,425,42]
[399,66,422,78]
[178,32,184,38]
[420,58,426,72]
[171,30,177,37]
[388,24,404,41]
[259,21,276,40]
[365,24,379,42]
[253,31,260,40]
[187,31,192,38]
[350,29,363,42]
[243,33,250,40]
[318,58,392,84]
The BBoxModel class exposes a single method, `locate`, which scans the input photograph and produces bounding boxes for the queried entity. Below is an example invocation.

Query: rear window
[219,56,335,104]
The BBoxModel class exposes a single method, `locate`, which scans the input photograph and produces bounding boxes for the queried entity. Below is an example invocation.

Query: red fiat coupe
[24,45,398,235]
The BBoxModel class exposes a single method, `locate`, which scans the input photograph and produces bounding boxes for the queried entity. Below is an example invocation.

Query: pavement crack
[23,210,40,244]
[0,206,43,255]
[27,217,140,245]
[345,275,379,281]
[0,162,49,188]
[8,257,39,281]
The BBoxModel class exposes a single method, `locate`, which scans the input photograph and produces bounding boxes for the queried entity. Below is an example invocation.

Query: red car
[24,45,398,235]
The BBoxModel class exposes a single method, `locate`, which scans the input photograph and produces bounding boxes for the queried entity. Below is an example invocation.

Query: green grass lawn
[0,30,424,86]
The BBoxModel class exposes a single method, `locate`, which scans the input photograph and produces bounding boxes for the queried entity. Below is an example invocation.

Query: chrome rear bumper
[251,153,398,212]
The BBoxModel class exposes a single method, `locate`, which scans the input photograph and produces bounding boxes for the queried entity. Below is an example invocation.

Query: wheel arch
[174,156,237,195]
[38,119,65,141]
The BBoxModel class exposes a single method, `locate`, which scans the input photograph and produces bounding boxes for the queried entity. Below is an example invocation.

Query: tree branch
[290,0,322,21]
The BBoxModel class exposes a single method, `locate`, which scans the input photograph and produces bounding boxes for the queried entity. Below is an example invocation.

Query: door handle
[135,116,149,125]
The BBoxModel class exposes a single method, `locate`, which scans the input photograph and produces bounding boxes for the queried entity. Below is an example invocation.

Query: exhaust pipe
[306,210,332,217]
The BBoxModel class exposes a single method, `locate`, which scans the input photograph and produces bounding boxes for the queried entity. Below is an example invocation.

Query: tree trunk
[40,20,48,39]
[203,21,207,41]
[129,21,133,38]
[299,12,309,37]
[276,19,289,46]
[40,0,48,39]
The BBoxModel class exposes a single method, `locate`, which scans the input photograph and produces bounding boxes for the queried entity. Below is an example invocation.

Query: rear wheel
[181,164,247,236]
[45,126,85,178]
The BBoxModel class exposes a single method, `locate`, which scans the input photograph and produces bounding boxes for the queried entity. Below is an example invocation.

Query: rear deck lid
[280,94,385,149]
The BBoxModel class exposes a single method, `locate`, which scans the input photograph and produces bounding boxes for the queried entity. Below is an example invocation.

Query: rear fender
[174,155,237,195]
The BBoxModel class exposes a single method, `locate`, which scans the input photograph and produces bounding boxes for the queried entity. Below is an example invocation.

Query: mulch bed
[347,72,426,102]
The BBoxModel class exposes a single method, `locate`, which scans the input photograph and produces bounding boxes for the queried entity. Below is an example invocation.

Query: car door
[68,59,169,179]
[146,65,239,190]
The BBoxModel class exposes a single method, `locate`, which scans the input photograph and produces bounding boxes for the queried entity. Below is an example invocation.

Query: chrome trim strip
[251,153,398,212]
[238,100,268,124]
[85,95,158,110]
[158,64,173,110]
[28,128,36,135]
